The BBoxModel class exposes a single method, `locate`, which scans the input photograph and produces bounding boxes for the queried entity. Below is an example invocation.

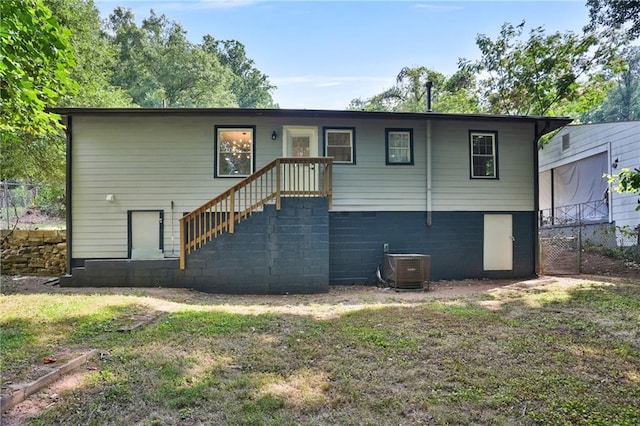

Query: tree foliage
[348,66,478,113]
[460,21,615,117]
[608,168,640,211]
[108,8,232,107]
[45,0,132,107]
[108,8,276,108]
[202,36,277,108]
[586,0,640,40]
[0,0,77,136]
[582,47,640,122]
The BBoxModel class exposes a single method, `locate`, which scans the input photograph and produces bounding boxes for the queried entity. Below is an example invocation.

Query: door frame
[127,210,164,259]
[282,126,319,157]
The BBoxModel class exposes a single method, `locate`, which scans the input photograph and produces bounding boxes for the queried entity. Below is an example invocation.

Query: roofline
[51,107,572,134]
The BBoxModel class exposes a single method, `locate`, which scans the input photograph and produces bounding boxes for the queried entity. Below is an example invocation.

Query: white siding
[71,115,539,258]
[539,122,640,230]
[72,115,281,258]
[431,120,537,211]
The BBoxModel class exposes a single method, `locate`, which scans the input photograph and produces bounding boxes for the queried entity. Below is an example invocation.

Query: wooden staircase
[179,157,333,269]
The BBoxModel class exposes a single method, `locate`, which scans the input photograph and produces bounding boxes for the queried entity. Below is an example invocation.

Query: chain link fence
[0,181,65,230]
[540,235,580,275]
[1,182,37,229]
[540,222,639,275]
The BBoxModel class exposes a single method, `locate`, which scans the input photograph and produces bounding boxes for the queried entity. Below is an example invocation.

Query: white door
[282,126,319,192]
[483,214,513,270]
[130,211,163,259]
[283,126,318,158]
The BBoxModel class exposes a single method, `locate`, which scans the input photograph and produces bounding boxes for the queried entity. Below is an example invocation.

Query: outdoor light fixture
[106,194,115,202]
[271,130,277,140]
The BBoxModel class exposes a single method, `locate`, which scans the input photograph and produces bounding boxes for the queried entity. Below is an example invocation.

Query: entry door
[283,126,319,191]
[128,210,164,259]
[483,214,513,270]
[283,126,318,158]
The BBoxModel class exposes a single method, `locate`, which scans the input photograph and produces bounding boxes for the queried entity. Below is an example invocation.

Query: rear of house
[58,108,569,293]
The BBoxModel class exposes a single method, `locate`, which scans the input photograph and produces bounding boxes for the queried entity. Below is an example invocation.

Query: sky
[95,0,592,110]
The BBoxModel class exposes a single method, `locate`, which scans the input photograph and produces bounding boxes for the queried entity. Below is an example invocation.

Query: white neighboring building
[538,121,640,245]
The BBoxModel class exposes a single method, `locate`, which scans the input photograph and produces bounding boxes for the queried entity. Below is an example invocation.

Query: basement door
[483,214,513,270]
[128,210,164,259]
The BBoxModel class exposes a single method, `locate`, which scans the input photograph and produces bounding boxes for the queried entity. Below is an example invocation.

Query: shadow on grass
[3,277,640,425]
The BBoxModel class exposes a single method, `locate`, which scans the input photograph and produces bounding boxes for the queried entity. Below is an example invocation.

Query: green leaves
[108,8,276,108]
[348,66,479,113]
[0,0,77,137]
[462,20,614,117]
[608,168,640,210]
[586,0,640,40]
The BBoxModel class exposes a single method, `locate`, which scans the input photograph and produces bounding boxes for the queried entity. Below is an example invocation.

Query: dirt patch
[580,251,640,278]
[0,275,516,304]
[1,208,65,231]
[1,367,94,426]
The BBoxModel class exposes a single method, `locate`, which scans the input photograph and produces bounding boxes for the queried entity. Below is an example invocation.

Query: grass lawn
[1,276,639,425]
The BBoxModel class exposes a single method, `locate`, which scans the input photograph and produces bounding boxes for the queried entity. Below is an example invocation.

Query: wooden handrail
[179,157,333,269]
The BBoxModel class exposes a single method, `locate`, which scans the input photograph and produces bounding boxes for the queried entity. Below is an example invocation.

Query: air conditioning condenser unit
[382,254,431,291]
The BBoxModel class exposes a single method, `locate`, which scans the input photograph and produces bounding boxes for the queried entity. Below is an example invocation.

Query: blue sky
[95,0,591,110]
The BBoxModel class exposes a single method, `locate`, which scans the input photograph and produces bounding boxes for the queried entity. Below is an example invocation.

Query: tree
[0,0,77,136]
[586,0,640,40]
[2,0,135,186]
[1,0,78,186]
[108,8,236,107]
[585,0,640,192]
[108,8,276,108]
[582,47,640,122]
[348,66,478,113]
[45,0,132,107]
[460,21,616,117]
[202,37,277,108]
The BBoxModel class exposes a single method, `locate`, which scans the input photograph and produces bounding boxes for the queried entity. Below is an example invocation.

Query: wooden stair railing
[179,157,333,269]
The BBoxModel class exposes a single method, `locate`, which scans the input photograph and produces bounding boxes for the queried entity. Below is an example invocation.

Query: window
[562,134,570,151]
[470,131,498,179]
[385,129,414,165]
[324,127,355,164]
[215,126,255,177]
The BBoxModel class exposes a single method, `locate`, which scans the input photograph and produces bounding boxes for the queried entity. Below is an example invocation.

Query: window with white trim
[470,131,498,179]
[385,129,413,165]
[324,127,355,164]
[215,126,255,177]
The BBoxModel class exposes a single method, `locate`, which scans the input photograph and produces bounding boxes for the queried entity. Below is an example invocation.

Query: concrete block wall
[183,197,329,294]
[61,197,330,294]
[329,211,536,284]
[60,259,181,288]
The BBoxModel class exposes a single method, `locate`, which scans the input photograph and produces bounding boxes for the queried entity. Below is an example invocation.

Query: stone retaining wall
[1,230,66,276]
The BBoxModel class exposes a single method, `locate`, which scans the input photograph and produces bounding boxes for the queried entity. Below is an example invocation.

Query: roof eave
[50,107,573,130]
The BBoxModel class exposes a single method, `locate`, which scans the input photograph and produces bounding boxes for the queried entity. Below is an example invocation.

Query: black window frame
[214,125,257,178]
[469,130,499,179]
[385,128,414,165]
[323,126,356,164]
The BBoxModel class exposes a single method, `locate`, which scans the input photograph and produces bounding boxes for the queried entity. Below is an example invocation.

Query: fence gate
[539,235,581,275]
